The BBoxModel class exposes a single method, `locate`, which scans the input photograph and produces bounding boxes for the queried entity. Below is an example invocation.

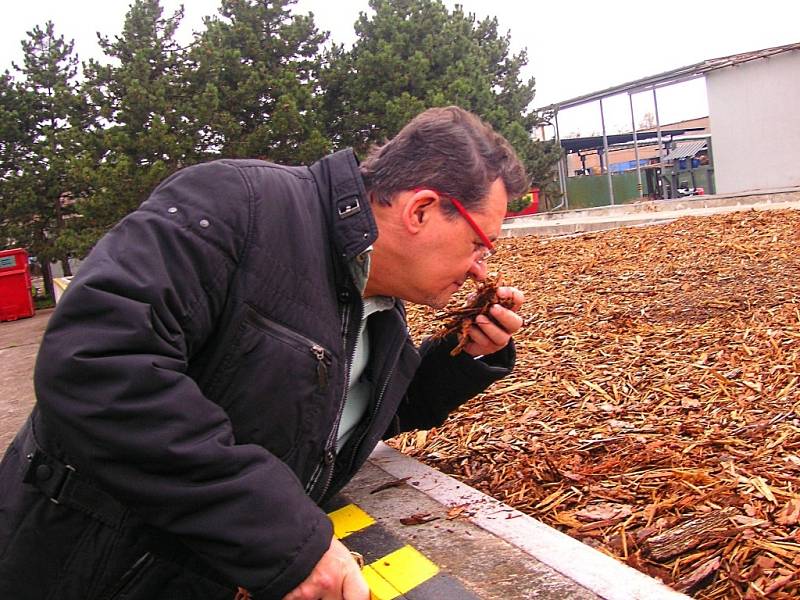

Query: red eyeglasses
[414,188,495,262]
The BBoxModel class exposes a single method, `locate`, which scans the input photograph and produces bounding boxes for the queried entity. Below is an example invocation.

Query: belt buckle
[24,449,76,505]
[48,463,76,505]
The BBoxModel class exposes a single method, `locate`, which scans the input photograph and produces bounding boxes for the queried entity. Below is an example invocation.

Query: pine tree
[77,0,198,252]
[188,0,329,163]
[0,22,87,299]
[320,0,560,197]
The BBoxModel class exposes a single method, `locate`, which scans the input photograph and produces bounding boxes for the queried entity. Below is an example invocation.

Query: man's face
[410,178,508,308]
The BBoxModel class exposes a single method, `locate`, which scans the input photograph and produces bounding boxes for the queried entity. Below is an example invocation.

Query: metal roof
[664,140,708,161]
[538,41,800,112]
[560,128,705,153]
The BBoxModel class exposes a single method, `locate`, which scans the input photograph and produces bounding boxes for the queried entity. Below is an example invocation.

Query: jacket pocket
[208,306,333,460]
[107,552,156,599]
[107,552,233,600]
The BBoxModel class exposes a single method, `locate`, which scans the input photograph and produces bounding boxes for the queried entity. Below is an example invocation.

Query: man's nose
[468,259,488,281]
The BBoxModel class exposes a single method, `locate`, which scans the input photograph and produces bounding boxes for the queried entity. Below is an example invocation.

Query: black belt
[23,447,126,529]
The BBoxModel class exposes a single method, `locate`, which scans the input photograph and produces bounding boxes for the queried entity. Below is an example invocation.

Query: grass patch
[34,296,55,310]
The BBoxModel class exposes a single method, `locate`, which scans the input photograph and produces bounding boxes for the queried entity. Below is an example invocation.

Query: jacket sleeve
[34,161,331,598]
[390,334,516,434]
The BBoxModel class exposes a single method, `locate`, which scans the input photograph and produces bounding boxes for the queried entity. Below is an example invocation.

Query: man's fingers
[473,315,509,346]
[461,287,524,357]
[282,537,370,600]
[488,304,523,335]
[341,566,370,600]
[340,545,369,600]
[496,286,525,312]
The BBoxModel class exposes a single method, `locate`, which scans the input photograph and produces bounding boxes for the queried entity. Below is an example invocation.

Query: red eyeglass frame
[413,188,495,254]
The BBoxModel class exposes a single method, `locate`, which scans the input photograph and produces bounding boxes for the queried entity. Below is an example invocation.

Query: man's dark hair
[359,106,530,214]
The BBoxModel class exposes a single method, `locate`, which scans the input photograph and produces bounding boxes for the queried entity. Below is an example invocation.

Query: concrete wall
[707,50,800,193]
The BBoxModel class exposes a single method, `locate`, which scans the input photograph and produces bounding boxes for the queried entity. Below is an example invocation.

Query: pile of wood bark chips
[394,208,800,599]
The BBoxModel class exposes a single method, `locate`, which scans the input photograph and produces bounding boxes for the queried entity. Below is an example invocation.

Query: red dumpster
[0,248,35,322]
[506,188,540,217]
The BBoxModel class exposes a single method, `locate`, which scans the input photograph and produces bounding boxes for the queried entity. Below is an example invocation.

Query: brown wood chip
[399,512,440,526]
[369,477,411,494]
[393,208,800,598]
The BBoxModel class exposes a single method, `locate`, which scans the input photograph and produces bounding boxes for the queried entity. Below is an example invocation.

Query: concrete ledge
[506,186,800,224]
[343,457,598,599]
[503,217,678,238]
[369,442,690,600]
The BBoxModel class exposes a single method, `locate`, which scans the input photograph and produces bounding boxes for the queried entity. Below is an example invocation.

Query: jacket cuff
[408,335,517,430]
[466,338,516,372]
[252,510,333,599]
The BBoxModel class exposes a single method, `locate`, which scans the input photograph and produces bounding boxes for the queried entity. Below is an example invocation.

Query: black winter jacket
[0,149,515,599]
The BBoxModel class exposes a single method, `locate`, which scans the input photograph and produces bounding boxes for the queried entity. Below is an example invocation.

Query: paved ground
[332,459,600,599]
[0,309,52,451]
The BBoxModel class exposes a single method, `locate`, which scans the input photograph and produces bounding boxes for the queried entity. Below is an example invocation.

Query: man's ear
[402,190,439,234]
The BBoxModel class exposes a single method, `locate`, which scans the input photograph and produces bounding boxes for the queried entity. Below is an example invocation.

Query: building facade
[706,49,800,193]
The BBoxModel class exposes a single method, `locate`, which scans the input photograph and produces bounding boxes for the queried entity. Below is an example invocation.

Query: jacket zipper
[305,298,361,498]
[310,344,328,392]
[109,552,155,598]
[345,339,403,475]
[245,308,330,392]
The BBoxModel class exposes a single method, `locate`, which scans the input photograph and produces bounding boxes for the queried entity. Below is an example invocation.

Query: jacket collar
[310,149,378,263]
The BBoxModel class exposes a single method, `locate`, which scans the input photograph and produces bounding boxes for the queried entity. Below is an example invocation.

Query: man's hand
[463,286,524,357]
[282,536,369,600]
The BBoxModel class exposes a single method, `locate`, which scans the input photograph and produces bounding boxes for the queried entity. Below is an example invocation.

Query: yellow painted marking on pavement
[362,566,402,600]
[327,502,451,598]
[328,503,376,539]
[369,545,440,594]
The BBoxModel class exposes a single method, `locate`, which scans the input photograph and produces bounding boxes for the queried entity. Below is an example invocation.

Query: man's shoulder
[194,149,358,186]
[167,158,313,183]
[216,158,314,180]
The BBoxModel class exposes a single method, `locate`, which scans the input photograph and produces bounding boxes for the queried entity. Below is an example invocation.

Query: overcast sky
[2,0,798,137]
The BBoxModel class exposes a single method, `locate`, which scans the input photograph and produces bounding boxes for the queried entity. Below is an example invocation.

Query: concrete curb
[369,442,690,600]
[507,187,800,223]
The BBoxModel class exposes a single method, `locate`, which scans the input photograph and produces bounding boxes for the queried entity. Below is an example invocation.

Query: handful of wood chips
[431,274,515,356]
